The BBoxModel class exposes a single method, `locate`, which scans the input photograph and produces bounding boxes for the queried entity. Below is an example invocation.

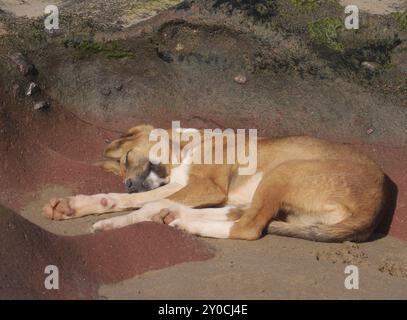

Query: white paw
[91,219,115,233]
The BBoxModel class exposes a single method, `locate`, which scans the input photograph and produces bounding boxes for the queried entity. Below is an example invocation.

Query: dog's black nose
[125,179,143,193]
[125,179,133,189]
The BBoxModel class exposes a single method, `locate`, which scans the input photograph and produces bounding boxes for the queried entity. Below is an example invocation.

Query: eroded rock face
[1,1,405,143]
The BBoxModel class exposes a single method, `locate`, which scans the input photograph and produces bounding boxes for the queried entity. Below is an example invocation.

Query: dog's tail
[266,217,376,243]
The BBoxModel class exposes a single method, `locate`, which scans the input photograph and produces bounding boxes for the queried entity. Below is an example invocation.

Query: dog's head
[96,125,171,193]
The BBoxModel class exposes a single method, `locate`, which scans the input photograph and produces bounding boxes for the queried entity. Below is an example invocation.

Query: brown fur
[43,125,388,242]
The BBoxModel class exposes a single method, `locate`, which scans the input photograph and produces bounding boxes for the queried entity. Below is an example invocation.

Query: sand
[340,0,407,14]
[0,0,60,18]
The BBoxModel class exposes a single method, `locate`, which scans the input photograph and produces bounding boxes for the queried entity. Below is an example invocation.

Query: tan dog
[43,125,388,242]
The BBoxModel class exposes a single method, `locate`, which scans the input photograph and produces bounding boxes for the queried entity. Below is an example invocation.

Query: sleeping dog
[43,124,387,242]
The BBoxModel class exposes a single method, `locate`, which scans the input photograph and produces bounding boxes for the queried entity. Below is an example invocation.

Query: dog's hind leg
[168,218,238,239]
[164,204,277,240]
[162,176,282,240]
[157,205,243,222]
[146,206,250,239]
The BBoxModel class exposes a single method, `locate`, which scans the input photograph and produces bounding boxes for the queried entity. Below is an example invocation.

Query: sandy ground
[0,0,60,18]
[340,0,407,14]
[100,237,407,300]
[19,190,407,300]
[0,0,183,27]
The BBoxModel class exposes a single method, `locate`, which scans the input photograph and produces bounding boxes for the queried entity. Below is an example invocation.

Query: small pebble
[366,128,374,135]
[34,101,49,110]
[234,74,247,84]
[175,43,184,51]
[26,82,38,96]
[9,52,36,77]
[361,61,378,72]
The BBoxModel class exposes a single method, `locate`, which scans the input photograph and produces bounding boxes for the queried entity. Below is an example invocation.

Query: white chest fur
[169,149,193,186]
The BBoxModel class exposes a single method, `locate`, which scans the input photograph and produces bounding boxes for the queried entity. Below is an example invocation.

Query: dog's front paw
[42,197,76,220]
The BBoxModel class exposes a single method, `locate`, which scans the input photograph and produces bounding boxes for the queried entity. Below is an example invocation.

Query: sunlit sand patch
[0,0,61,18]
[121,0,182,27]
[340,0,407,15]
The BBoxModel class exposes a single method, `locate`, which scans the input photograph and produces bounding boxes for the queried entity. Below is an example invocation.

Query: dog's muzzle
[125,178,149,193]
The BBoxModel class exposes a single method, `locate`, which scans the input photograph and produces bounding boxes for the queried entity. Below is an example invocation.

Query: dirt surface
[99,236,407,299]
[0,0,58,18]
[340,0,407,14]
[1,0,407,299]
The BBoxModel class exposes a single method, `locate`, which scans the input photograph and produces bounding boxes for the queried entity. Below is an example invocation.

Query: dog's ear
[105,125,155,158]
[94,160,123,176]
[103,137,134,159]
[123,125,155,138]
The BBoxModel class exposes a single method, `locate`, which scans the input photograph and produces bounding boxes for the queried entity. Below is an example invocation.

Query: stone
[361,61,379,72]
[234,74,247,84]
[26,82,39,96]
[34,101,49,110]
[9,53,37,77]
